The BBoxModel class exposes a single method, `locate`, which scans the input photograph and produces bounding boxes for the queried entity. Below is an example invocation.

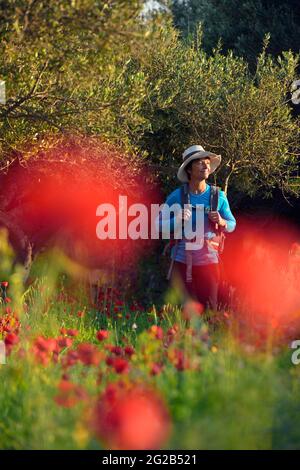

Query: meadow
[1,229,300,450]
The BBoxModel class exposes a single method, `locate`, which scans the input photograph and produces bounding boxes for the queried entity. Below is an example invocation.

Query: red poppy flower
[31,336,59,365]
[54,380,88,408]
[66,329,79,337]
[182,300,204,321]
[111,346,123,356]
[129,304,138,312]
[167,326,178,338]
[1,281,8,287]
[3,325,12,333]
[113,358,129,374]
[77,343,102,366]
[4,332,19,346]
[164,326,179,346]
[62,350,79,368]
[57,336,73,349]
[96,330,109,341]
[34,336,57,353]
[149,325,164,340]
[150,363,163,376]
[168,349,190,371]
[93,384,171,450]
[105,355,115,366]
[124,346,135,357]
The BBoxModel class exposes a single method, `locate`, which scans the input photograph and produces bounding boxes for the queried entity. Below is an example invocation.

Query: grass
[1,229,300,450]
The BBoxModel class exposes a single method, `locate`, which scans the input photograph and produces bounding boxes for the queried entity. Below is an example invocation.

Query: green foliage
[0,0,149,157]
[0,2,299,198]
[171,0,300,67]
[134,26,300,197]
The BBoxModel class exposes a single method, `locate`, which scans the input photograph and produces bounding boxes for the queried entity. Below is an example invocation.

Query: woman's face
[189,158,211,180]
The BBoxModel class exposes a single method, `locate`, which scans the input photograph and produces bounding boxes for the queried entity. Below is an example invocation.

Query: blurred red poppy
[77,343,103,366]
[96,330,109,341]
[93,384,171,450]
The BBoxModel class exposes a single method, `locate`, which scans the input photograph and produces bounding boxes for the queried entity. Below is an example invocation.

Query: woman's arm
[218,193,236,233]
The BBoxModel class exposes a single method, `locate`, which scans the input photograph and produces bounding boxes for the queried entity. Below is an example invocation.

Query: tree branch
[1,60,49,118]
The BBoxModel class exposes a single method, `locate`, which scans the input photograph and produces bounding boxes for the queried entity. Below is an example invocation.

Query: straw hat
[177,145,221,183]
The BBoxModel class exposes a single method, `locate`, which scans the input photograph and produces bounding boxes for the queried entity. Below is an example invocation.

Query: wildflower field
[1,0,300,454]
[1,229,300,450]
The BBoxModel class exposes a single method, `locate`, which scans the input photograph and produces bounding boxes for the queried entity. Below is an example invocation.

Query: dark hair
[185,161,194,180]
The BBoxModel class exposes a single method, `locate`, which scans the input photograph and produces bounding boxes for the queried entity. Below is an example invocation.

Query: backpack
[163,183,225,281]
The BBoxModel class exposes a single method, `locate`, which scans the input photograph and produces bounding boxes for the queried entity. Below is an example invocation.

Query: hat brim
[177,151,221,183]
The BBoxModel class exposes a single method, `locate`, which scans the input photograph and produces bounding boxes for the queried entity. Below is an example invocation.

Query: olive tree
[135,27,300,197]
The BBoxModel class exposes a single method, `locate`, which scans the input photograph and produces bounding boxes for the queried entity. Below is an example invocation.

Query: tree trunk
[224,175,230,196]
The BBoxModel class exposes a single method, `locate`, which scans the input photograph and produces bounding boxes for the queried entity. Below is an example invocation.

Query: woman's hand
[208,211,227,227]
[176,207,192,223]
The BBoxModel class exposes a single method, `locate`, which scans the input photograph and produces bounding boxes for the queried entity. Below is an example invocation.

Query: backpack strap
[210,185,220,212]
[180,182,190,208]
[210,185,220,232]
[181,183,193,283]
[179,182,190,238]
[209,185,226,254]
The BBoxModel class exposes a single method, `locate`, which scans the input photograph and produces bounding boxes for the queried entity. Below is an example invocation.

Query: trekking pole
[166,183,190,282]
[166,240,179,281]
[166,206,186,281]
